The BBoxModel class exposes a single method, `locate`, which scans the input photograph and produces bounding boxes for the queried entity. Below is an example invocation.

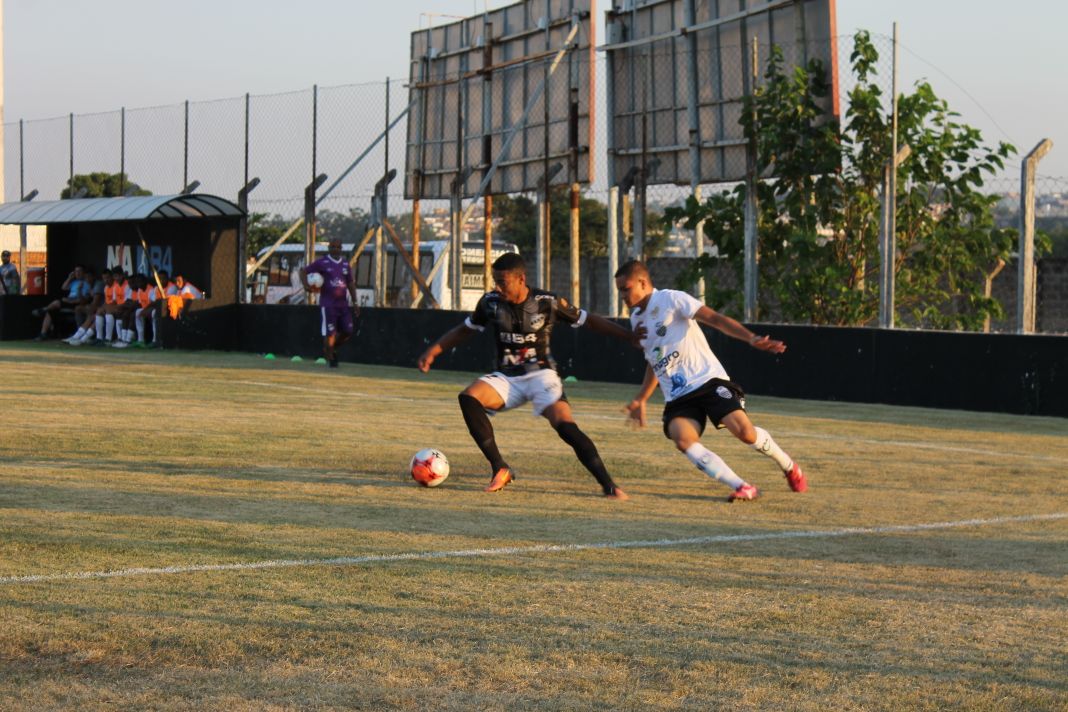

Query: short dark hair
[492,252,526,274]
[615,259,651,281]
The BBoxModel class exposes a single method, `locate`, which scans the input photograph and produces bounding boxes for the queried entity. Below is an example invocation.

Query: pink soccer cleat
[728,483,759,502]
[784,463,807,492]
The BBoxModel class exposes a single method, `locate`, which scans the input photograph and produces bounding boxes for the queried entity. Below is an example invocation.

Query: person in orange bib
[94,267,131,345]
[135,271,174,347]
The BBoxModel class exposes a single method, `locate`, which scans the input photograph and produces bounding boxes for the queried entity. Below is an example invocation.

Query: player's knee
[458,392,483,412]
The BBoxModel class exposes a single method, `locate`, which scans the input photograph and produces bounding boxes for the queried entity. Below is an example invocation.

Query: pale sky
[4,1,1066,185]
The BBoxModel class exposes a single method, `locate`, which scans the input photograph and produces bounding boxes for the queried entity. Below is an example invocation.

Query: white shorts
[479,369,564,416]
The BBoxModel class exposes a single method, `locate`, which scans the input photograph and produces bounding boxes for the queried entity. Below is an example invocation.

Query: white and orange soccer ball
[410,448,449,487]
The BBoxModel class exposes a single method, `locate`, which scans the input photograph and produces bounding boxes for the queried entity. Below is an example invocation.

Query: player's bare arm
[624,364,659,428]
[298,266,311,292]
[694,305,786,354]
[582,312,645,348]
[417,323,477,372]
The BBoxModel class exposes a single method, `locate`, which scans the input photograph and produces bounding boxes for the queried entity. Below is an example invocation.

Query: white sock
[751,427,793,472]
[136,318,145,342]
[70,327,86,341]
[105,314,115,341]
[95,315,105,340]
[685,443,746,490]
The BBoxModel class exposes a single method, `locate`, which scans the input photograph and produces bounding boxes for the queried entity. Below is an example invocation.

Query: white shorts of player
[479,369,563,417]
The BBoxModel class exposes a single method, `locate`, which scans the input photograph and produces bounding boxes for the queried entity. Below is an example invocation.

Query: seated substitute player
[299,238,359,369]
[33,264,90,340]
[417,252,637,499]
[614,259,807,502]
[134,270,174,347]
[65,268,109,344]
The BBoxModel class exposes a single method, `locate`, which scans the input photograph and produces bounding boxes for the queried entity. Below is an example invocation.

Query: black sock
[555,421,617,495]
[458,394,508,473]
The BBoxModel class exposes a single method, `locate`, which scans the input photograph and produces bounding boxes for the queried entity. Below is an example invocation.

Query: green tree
[668,32,1040,330]
[246,213,298,257]
[318,208,369,243]
[492,188,670,260]
[61,172,151,199]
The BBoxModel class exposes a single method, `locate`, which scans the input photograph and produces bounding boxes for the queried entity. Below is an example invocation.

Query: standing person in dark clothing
[418,253,639,499]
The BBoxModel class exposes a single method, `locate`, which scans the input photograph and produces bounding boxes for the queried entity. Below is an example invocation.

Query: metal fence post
[237,177,260,303]
[879,145,910,328]
[1018,138,1053,334]
[183,99,190,191]
[120,108,125,195]
[743,37,759,322]
[69,113,74,193]
[608,186,620,317]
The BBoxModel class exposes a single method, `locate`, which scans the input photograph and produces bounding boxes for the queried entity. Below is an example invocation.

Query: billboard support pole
[450,168,473,310]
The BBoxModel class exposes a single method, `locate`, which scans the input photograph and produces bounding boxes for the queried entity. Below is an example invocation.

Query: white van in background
[250,240,519,310]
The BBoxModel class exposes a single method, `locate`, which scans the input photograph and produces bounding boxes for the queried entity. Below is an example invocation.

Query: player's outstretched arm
[623,364,659,428]
[583,312,644,349]
[694,305,786,354]
[417,323,477,373]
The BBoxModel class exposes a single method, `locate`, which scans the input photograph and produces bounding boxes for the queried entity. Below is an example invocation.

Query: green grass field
[1,343,1066,711]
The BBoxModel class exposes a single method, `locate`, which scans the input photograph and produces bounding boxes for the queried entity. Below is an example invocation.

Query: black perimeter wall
[160,305,1068,418]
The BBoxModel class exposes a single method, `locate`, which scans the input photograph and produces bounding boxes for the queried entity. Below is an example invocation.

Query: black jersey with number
[464,287,587,376]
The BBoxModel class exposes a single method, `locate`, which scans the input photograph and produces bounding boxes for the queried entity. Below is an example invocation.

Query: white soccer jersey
[630,288,729,402]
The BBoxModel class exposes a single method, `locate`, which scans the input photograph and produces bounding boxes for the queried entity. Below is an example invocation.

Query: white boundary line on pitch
[2,512,1065,586]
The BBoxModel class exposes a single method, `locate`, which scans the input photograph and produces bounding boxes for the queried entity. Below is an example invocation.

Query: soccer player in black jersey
[418,253,639,499]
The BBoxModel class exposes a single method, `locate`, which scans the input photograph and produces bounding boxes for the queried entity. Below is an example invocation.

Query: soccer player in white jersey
[614,260,807,501]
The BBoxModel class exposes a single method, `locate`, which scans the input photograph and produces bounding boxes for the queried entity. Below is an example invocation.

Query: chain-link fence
[4,31,1063,331]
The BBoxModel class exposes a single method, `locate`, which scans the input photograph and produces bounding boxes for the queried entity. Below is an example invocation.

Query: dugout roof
[0,194,244,225]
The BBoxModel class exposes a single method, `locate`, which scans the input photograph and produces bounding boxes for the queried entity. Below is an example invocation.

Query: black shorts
[662,378,747,438]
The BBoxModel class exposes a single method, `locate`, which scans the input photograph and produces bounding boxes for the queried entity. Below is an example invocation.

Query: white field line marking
[2,512,1065,586]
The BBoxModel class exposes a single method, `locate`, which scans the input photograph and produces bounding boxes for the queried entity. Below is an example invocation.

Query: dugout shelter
[0,194,244,340]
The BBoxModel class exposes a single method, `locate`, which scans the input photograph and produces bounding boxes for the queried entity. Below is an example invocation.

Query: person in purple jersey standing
[300,238,360,368]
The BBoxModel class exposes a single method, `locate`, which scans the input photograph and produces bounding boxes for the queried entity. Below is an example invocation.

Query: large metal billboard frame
[605,0,838,188]
[405,0,596,200]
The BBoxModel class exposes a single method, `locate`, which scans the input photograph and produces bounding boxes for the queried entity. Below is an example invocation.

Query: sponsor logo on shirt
[651,348,680,374]
[670,373,687,395]
[500,332,538,344]
[529,314,546,330]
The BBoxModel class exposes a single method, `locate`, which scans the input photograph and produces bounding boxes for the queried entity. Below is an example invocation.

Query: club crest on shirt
[655,321,666,337]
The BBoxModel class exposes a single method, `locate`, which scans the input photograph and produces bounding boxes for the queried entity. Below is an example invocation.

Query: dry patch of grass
[0,344,1065,710]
